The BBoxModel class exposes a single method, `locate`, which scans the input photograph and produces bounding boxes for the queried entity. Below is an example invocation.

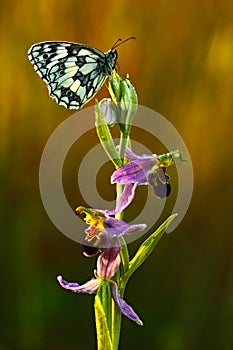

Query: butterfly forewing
[28,41,117,109]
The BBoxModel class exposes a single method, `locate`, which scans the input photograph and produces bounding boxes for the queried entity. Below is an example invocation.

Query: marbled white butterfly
[28,37,135,110]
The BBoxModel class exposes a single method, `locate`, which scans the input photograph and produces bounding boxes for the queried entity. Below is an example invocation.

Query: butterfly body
[28,41,118,109]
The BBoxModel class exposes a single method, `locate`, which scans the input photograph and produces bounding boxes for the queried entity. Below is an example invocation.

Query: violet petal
[104,217,146,238]
[105,183,137,215]
[57,275,99,294]
[124,147,156,161]
[110,281,143,325]
[111,160,148,184]
[115,183,137,213]
[97,248,121,278]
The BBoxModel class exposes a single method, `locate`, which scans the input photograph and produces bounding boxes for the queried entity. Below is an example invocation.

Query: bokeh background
[1,0,233,349]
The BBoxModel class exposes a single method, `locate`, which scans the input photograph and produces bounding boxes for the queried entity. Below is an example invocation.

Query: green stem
[95,76,137,348]
[119,237,129,273]
[111,127,132,349]
[98,281,112,336]
[118,131,129,161]
[115,182,124,213]
[111,297,123,350]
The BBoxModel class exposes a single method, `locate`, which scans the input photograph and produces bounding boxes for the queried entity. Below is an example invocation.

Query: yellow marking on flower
[84,213,105,230]
[151,157,160,173]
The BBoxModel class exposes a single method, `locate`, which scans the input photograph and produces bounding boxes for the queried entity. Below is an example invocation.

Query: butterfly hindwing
[28,41,117,109]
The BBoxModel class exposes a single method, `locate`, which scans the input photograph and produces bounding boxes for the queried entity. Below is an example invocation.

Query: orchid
[111,148,185,206]
[58,247,143,325]
[75,185,146,255]
[55,71,185,349]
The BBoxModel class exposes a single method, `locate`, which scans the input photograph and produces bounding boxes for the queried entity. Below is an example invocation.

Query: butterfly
[28,37,135,110]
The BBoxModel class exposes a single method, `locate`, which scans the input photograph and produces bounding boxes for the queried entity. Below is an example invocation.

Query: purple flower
[57,248,143,325]
[111,148,171,199]
[76,206,146,256]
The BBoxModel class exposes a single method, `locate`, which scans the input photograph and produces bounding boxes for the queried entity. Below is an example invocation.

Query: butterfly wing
[28,41,115,109]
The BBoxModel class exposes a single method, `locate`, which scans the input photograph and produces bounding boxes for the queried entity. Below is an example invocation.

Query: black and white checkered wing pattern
[28,41,117,109]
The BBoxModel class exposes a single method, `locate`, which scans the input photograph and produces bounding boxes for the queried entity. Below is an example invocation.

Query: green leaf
[123,214,178,283]
[94,295,113,350]
[95,102,122,168]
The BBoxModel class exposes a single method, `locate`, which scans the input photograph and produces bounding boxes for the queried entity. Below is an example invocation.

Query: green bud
[109,71,122,103]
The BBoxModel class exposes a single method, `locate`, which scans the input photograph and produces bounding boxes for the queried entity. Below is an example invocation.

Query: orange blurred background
[1,0,233,349]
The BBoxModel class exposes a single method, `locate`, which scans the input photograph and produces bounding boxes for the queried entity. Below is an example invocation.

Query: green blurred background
[1,0,233,349]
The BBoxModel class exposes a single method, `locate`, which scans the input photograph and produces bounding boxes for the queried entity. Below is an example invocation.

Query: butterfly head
[106,37,135,74]
[104,49,118,74]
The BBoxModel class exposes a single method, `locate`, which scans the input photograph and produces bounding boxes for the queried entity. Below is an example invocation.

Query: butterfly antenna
[111,36,136,50]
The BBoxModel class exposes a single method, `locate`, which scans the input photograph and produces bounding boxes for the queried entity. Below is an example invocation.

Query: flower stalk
[57,71,185,350]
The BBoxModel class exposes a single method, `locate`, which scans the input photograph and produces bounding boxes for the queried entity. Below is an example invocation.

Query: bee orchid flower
[57,247,143,325]
[111,148,185,205]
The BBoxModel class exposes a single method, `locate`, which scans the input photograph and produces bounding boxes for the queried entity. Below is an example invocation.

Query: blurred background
[1,0,233,349]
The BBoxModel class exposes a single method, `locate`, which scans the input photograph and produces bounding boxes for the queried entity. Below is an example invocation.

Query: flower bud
[99,98,117,126]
